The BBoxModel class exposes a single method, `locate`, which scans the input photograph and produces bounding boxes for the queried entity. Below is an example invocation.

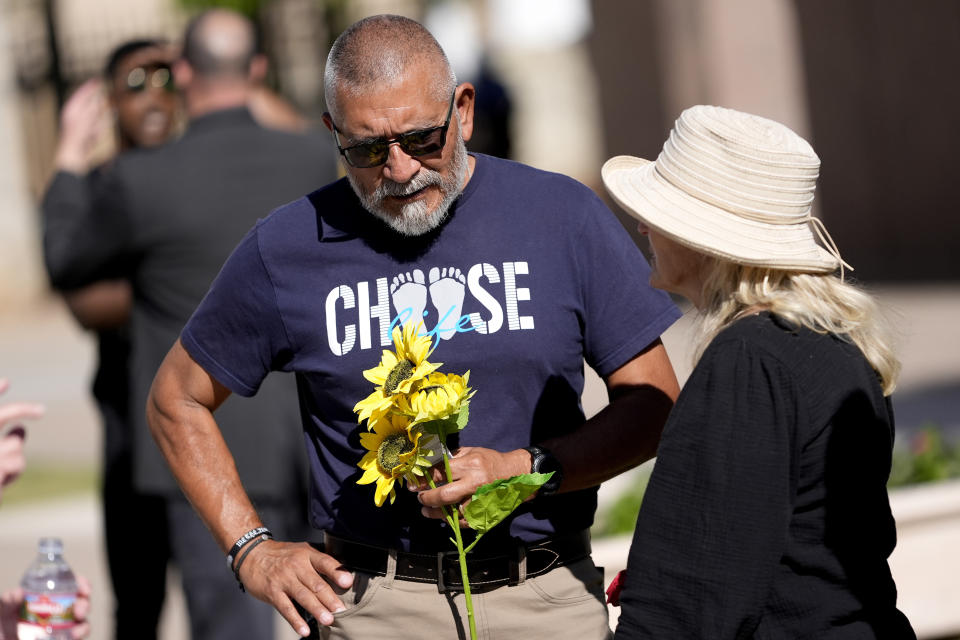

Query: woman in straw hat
[602,105,915,638]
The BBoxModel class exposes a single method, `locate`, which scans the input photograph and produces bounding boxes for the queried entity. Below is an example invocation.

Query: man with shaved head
[148,14,680,639]
[51,8,335,640]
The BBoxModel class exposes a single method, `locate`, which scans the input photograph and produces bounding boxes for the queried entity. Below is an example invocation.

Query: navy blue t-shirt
[182,153,680,552]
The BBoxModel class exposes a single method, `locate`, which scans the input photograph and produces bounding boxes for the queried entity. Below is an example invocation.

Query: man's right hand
[54,78,111,174]
[235,540,353,636]
[148,343,355,636]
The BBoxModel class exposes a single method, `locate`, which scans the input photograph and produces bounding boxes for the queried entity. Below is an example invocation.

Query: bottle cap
[38,537,64,554]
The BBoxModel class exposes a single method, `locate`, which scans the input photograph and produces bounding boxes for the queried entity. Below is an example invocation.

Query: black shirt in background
[42,168,132,466]
[615,312,915,639]
[42,108,336,498]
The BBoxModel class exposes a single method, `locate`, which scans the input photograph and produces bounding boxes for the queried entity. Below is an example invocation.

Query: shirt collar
[184,106,258,137]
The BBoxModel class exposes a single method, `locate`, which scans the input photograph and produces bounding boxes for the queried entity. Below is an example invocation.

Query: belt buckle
[436,549,461,593]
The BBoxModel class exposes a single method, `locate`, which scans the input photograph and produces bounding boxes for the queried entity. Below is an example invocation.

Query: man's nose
[381,143,421,183]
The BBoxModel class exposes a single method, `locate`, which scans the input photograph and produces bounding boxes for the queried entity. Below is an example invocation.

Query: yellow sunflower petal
[354,389,396,427]
[357,461,382,486]
[372,413,408,436]
[393,361,442,395]
[358,450,379,467]
[405,328,433,363]
[393,322,437,367]
[374,476,396,507]
[362,352,397,385]
[393,323,413,354]
[358,431,384,451]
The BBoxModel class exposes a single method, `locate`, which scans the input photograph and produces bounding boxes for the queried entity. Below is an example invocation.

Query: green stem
[463,534,483,555]
[432,446,478,640]
[427,477,459,531]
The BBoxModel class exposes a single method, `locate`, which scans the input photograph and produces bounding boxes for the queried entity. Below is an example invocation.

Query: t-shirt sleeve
[180,222,293,397]
[576,194,680,377]
[614,336,798,639]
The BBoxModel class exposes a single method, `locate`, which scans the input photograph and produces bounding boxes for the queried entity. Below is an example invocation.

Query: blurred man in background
[41,9,336,639]
[41,38,178,640]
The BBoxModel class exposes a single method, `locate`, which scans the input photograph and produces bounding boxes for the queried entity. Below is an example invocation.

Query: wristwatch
[524,445,564,496]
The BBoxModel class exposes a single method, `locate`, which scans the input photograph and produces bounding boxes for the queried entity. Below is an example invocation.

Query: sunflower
[396,371,474,424]
[353,322,441,427]
[356,413,433,506]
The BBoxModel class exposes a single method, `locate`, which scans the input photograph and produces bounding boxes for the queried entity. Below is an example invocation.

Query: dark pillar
[588,0,669,246]
[794,0,960,282]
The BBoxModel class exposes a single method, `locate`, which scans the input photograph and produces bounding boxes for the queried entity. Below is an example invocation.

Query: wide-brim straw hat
[602,105,847,273]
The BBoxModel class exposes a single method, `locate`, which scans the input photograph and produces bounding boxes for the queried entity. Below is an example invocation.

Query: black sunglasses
[331,93,456,168]
[125,65,174,93]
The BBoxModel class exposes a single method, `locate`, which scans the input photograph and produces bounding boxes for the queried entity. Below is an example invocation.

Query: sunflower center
[384,359,415,394]
[377,433,414,472]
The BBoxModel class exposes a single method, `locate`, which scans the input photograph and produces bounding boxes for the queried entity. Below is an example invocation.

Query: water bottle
[17,537,78,640]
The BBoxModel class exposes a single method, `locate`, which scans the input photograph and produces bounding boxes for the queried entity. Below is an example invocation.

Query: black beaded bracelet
[226,526,271,570]
[233,532,272,592]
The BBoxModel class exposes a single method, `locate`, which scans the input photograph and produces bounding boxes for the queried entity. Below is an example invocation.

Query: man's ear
[321,112,336,133]
[249,54,268,84]
[173,59,192,91]
[455,82,475,143]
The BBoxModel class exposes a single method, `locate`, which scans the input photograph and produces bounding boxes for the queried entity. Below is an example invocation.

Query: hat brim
[601,155,839,273]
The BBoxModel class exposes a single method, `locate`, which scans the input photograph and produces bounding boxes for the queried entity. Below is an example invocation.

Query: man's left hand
[414,446,531,525]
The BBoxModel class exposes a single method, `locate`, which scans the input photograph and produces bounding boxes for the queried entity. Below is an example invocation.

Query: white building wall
[0,12,45,307]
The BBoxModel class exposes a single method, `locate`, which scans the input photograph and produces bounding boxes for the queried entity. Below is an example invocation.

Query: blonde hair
[694,261,900,395]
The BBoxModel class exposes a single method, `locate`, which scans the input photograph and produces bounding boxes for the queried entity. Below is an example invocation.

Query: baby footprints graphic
[390,266,466,341]
[390,269,428,327]
[428,267,465,341]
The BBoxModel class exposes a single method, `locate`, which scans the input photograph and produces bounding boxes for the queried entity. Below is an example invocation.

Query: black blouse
[615,312,915,639]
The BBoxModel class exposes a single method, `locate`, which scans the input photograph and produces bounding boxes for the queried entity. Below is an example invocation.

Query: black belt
[320,530,592,593]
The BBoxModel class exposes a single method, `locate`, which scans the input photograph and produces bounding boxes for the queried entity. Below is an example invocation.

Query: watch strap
[524,445,563,496]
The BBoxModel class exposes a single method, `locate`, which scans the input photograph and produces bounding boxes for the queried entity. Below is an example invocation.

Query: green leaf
[463,472,553,535]
[417,416,457,440]
[456,403,470,430]
[418,406,470,441]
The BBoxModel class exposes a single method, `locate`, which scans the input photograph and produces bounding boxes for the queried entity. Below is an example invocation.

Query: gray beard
[349,134,469,236]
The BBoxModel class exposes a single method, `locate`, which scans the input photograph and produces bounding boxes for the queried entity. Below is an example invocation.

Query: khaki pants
[317,556,612,640]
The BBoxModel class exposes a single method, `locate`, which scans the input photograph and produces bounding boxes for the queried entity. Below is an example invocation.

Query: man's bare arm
[541,339,679,492]
[147,340,353,636]
[63,280,132,330]
[416,339,680,514]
